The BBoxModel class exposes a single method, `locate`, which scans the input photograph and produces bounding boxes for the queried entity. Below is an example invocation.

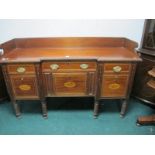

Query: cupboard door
[10,75,39,99]
[101,75,129,97]
[52,73,88,96]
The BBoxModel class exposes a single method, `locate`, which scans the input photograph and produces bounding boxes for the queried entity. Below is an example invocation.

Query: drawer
[10,75,39,99]
[7,64,35,74]
[42,61,96,72]
[103,63,131,73]
[101,75,129,97]
[52,73,87,96]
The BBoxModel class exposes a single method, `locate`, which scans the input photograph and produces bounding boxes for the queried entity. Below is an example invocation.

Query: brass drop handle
[16,67,26,73]
[113,66,122,73]
[80,64,89,69]
[50,64,59,70]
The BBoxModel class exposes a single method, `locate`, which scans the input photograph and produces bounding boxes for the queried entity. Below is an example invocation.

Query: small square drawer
[42,61,97,72]
[7,64,35,74]
[103,63,131,73]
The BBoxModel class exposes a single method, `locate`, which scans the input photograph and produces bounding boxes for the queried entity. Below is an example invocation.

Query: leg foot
[120,114,124,118]
[41,101,47,118]
[13,101,21,117]
[94,100,99,118]
[120,99,128,117]
[94,115,98,119]
[136,121,141,126]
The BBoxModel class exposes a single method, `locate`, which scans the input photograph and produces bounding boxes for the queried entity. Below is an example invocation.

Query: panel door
[101,75,129,97]
[52,73,88,96]
[10,75,39,99]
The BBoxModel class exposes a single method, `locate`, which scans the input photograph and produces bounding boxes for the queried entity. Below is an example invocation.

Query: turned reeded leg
[12,100,21,117]
[94,100,99,119]
[120,99,128,117]
[41,100,47,118]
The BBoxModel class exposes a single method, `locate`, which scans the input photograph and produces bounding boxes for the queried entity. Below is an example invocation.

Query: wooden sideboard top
[0,37,141,63]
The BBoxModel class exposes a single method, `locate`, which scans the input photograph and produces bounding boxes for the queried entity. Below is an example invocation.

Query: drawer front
[52,73,87,96]
[104,63,131,73]
[101,75,129,97]
[7,64,35,74]
[10,75,39,99]
[42,61,96,72]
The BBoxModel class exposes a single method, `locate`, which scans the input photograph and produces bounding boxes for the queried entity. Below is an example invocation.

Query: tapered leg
[41,100,47,118]
[120,99,128,117]
[12,100,21,117]
[94,100,99,118]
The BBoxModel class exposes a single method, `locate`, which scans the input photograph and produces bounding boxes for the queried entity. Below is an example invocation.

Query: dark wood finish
[0,43,8,101]
[0,39,16,54]
[121,63,137,117]
[0,67,7,101]
[9,75,39,99]
[52,73,87,96]
[133,54,155,105]
[42,61,96,72]
[101,75,129,97]
[104,63,131,73]
[137,115,155,125]
[13,37,126,48]
[0,37,140,118]
[133,19,155,105]
[132,19,155,125]
[7,64,35,74]
[1,65,21,116]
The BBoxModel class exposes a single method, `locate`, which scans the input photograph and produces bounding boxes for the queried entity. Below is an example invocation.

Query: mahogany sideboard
[0,37,141,118]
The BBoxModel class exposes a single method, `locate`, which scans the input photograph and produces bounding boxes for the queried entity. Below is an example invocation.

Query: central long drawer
[42,61,97,72]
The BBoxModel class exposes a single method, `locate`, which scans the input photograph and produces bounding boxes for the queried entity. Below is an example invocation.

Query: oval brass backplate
[50,64,59,70]
[113,66,122,73]
[109,83,120,90]
[17,67,26,73]
[19,84,31,91]
[80,64,88,69]
[64,82,76,88]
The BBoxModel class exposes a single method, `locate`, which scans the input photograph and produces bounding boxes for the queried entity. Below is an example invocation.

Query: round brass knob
[80,64,89,69]
[16,67,26,73]
[50,64,59,70]
[113,66,122,73]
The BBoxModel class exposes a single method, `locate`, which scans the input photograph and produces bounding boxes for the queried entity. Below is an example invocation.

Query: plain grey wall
[0,19,145,46]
